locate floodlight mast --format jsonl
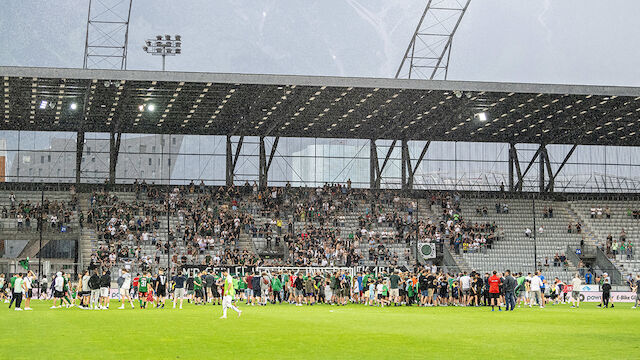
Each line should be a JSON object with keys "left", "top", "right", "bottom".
{"left": 143, "top": 35, "right": 182, "bottom": 71}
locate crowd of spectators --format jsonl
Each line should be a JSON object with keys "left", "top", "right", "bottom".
{"left": 3, "top": 192, "right": 77, "bottom": 232}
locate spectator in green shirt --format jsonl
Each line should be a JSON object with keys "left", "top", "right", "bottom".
{"left": 271, "top": 274, "right": 283, "bottom": 303}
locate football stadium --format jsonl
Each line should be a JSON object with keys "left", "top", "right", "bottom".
{"left": 1, "top": 1, "right": 639, "bottom": 359}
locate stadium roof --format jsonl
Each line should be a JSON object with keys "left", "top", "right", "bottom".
{"left": 1, "top": 66, "right": 640, "bottom": 146}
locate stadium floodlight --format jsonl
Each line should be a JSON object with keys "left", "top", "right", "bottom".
{"left": 70, "top": 102, "right": 78, "bottom": 110}
{"left": 144, "top": 34, "right": 182, "bottom": 71}
{"left": 147, "top": 104, "right": 156, "bottom": 112}
{"left": 475, "top": 112, "right": 488, "bottom": 121}
{"left": 39, "top": 100, "right": 48, "bottom": 109}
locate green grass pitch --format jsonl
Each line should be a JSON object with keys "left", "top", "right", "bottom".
{"left": 1, "top": 300, "right": 639, "bottom": 359}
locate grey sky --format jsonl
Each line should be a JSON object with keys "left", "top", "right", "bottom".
{"left": 1, "top": 0, "right": 639, "bottom": 85}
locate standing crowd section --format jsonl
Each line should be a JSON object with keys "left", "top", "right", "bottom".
{"left": 0, "top": 182, "right": 638, "bottom": 285}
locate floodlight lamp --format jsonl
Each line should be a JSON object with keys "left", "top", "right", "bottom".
{"left": 166, "top": 48, "right": 173, "bottom": 54}
{"left": 143, "top": 46, "right": 148, "bottom": 52}
{"left": 70, "top": 102, "right": 78, "bottom": 110}
{"left": 175, "top": 35, "right": 181, "bottom": 41}
{"left": 476, "top": 112, "right": 488, "bottom": 121}
{"left": 175, "top": 48, "right": 181, "bottom": 54}
{"left": 175, "top": 42, "right": 181, "bottom": 47}
{"left": 147, "top": 104, "right": 155, "bottom": 112}
{"left": 156, "top": 35, "right": 163, "bottom": 40}
{"left": 39, "top": 100, "right": 48, "bottom": 109}
{"left": 165, "top": 34, "right": 171, "bottom": 40}
{"left": 146, "top": 40, "right": 151, "bottom": 46}
{"left": 454, "top": 90, "right": 462, "bottom": 98}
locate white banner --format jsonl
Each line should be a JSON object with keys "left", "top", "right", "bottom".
{"left": 568, "top": 291, "right": 637, "bottom": 303}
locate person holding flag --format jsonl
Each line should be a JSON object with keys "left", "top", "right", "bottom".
{"left": 220, "top": 270, "right": 242, "bottom": 319}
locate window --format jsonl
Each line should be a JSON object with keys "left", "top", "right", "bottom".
{"left": 172, "top": 137, "right": 176, "bottom": 145}
{"left": 23, "top": 156, "right": 31, "bottom": 164}
{"left": 48, "top": 155, "right": 51, "bottom": 162}
{"left": 148, "top": 158, "right": 152, "bottom": 166}
{"left": 168, "top": 158, "right": 171, "bottom": 166}
{"left": 91, "top": 157, "right": 95, "bottom": 163}
{"left": 140, "top": 145, "right": 147, "bottom": 153}
{"left": 41, "top": 156, "right": 44, "bottom": 164}
{"left": 152, "top": 146, "right": 156, "bottom": 152}
{"left": 87, "top": 147, "right": 91, "bottom": 155}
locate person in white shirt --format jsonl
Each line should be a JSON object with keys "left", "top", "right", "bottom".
{"left": 529, "top": 271, "right": 544, "bottom": 308}
{"left": 570, "top": 273, "right": 582, "bottom": 308}
{"left": 118, "top": 269, "right": 134, "bottom": 309}
{"left": 11, "top": 273, "right": 26, "bottom": 311}
{"left": 52, "top": 272, "right": 65, "bottom": 309}
{"left": 459, "top": 272, "right": 472, "bottom": 305}
{"left": 376, "top": 281, "right": 386, "bottom": 308}
{"left": 23, "top": 271, "right": 34, "bottom": 310}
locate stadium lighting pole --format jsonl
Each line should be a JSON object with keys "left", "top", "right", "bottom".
{"left": 143, "top": 35, "right": 182, "bottom": 71}
{"left": 38, "top": 183, "right": 44, "bottom": 291}
{"left": 532, "top": 196, "right": 537, "bottom": 273}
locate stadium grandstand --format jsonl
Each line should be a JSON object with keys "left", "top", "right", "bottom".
{"left": 1, "top": 65, "right": 639, "bottom": 287}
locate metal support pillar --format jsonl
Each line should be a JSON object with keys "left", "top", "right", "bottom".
{"left": 259, "top": 137, "right": 267, "bottom": 190}
{"left": 545, "top": 144, "right": 577, "bottom": 192}
{"left": 508, "top": 144, "right": 514, "bottom": 192}
{"left": 539, "top": 145, "right": 546, "bottom": 193}
{"left": 76, "top": 131, "right": 84, "bottom": 184}
{"left": 108, "top": 131, "right": 121, "bottom": 184}
{"left": 401, "top": 140, "right": 408, "bottom": 191}
{"left": 515, "top": 145, "right": 543, "bottom": 191}
{"left": 370, "top": 140, "right": 378, "bottom": 189}
{"left": 225, "top": 135, "right": 244, "bottom": 187}
{"left": 371, "top": 140, "right": 397, "bottom": 189}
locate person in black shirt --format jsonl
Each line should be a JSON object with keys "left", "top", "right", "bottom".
{"left": 99, "top": 270, "right": 111, "bottom": 309}
{"left": 251, "top": 273, "right": 262, "bottom": 306}
{"left": 418, "top": 271, "right": 429, "bottom": 306}
{"left": 154, "top": 269, "right": 167, "bottom": 309}
{"left": 426, "top": 272, "right": 436, "bottom": 306}
{"left": 88, "top": 269, "right": 101, "bottom": 310}
{"left": 294, "top": 273, "right": 304, "bottom": 306}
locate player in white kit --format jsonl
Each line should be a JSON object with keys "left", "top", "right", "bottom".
{"left": 118, "top": 269, "right": 135, "bottom": 309}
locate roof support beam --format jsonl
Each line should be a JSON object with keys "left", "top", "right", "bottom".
{"left": 226, "top": 135, "right": 244, "bottom": 187}
{"left": 76, "top": 131, "right": 84, "bottom": 185}
{"left": 371, "top": 139, "right": 397, "bottom": 189}
{"left": 75, "top": 83, "right": 91, "bottom": 184}
{"left": 514, "top": 145, "right": 543, "bottom": 191}
{"left": 402, "top": 140, "right": 430, "bottom": 191}
{"left": 370, "top": 140, "right": 378, "bottom": 190}
{"left": 545, "top": 144, "right": 577, "bottom": 192}
{"left": 108, "top": 130, "right": 121, "bottom": 185}
{"left": 401, "top": 140, "right": 408, "bottom": 191}
{"left": 258, "top": 136, "right": 279, "bottom": 190}
{"left": 539, "top": 145, "right": 546, "bottom": 193}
